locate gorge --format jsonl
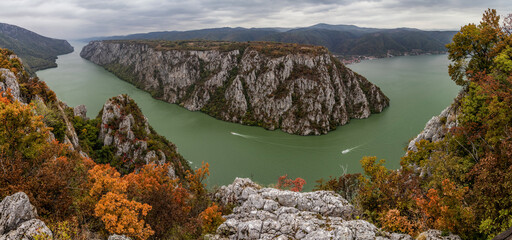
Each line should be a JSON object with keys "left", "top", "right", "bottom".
{"left": 38, "top": 41, "right": 460, "bottom": 190}
{"left": 80, "top": 40, "right": 389, "bottom": 135}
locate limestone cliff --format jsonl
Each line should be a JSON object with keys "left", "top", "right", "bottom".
{"left": 80, "top": 40, "right": 389, "bottom": 135}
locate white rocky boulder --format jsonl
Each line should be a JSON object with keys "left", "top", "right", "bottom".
{"left": 0, "top": 192, "right": 52, "bottom": 240}
{"left": 211, "top": 178, "right": 414, "bottom": 240}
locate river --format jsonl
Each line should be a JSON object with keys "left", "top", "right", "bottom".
{"left": 37, "top": 42, "right": 460, "bottom": 190}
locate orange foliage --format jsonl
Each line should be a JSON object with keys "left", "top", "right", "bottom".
{"left": 88, "top": 164, "right": 154, "bottom": 239}
{"left": 185, "top": 161, "right": 210, "bottom": 195}
{"left": 416, "top": 179, "right": 474, "bottom": 233}
{"left": 199, "top": 202, "right": 225, "bottom": 234}
{"left": 125, "top": 164, "right": 193, "bottom": 238}
{"left": 94, "top": 192, "right": 153, "bottom": 240}
{"left": 0, "top": 92, "right": 94, "bottom": 223}
{"left": 88, "top": 164, "right": 127, "bottom": 199}
{"left": 380, "top": 209, "right": 417, "bottom": 236}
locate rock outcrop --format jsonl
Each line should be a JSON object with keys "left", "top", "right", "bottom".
{"left": 81, "top": 40, "right": 389, "bottom": 135}
{"left": 407, "top": 91, "right": 463, "bottom": 152}
{"left": 416, "top": 230, "right": 461, "bottom": 240}
{"left": 0, "top": 192, "right": 52, "bottom": 239}
{"left": 108, "top": 235, "right": 132, "bottom": 240}
{"left": 210, "top": 178, "right": 417, "bottom": 239}
{"left": 0, "top": 68, "right": 22, "bottom": 102}
{"left": 99, "top": 94, "right": 188, "bottom": 176}
{"left": 73, "top": 104, "right": 88, "bottom": 120}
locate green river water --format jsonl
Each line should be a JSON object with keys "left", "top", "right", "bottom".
{"left": 37, "top": 42, "right": 460, "bottom": 190}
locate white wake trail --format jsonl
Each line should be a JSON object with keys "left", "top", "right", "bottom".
{"left": 230, "top": 132, "right": 255, "bottom": 139}
{"left": 341, "top": 144, "right": 363, "bottom": 154}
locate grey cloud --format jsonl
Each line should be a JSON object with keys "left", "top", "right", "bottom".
{"left": 0, "top": 0, "right": 509, "bottom": 39}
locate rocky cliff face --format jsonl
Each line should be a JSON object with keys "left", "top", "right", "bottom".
{"left": 210, "top": 178, "right": 460, "bottom": 240}
{"left": 81, "top": 40, "right": 389, "bottom": 135}
{"left": 98, "top": 94, "right": 189, "bottom": 176}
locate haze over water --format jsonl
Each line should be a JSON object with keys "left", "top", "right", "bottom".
{"left": 38, "top": 42, "right": 460, "bottom": 190}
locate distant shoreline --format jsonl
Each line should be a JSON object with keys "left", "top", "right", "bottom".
{"left": 339, "top": 51, "right": 448, "bottom": 65}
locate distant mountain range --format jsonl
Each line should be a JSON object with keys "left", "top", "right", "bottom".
{"left": 89, "top": 24, "right": 457, "bottom": 58}
{"left": 0, "top": 23, "right": 73, "bottom": 73}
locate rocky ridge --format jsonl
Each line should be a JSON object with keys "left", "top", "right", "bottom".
{"left": 0, "top": 192, "right": 52, "bottom": 240}
{"left": 209, "top": 178, "right": 460, "bottom": 240}
{"left": 80, "top": 40, "right": 389, "bottom": 135}
{"left": 98, "top": 94, "right": 189, "bottom": 176}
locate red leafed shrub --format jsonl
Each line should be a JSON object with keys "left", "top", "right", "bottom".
{"left": 276, "top": 174, "right": 306, "bottom": 192}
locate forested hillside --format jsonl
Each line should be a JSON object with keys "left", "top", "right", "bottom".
{"left": 0, "top": 48, "right": 219, "bottom": 239}
{"left": 315, "top": 9, "right": 512, "bottom": 239}
{"left": 94, "top": 24, "right": 456, "bottom": 58}
{"left": 0, "top": 23, "right": 73, "bottom": 73}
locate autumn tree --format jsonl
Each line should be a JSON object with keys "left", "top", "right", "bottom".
{"left": 198, "top": 203, "right": 224, "bottom": 235}
{"left": 416, "top": 179, "right": 474, "bottom": 235}
{"left": 447, "top": 9, "right": 505, "bottom": 86}
{"left": 88, "top": 164, "right": 154, "bottom": 240}
{"left": 357, "top": 156, "right": 423, "bottom": 232}
{"left": 125, "top": 163, "right": 192, "bottom": 238}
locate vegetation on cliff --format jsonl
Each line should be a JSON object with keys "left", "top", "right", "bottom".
{"left": 0, "top": 49, "right": 223, "bottom": 239}
{"left": 0, "top": 23, "right": 73, "bottom": 73}
{"left": 315, "top": 9, "right": 512, "bottom": 239}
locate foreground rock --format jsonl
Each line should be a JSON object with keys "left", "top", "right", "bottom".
{"left": 0, "top": 192, "right": 52, "bottom": 239}
{"left": 108, "top": 235, "right": 132, "bottom": 240}
{"left": 210, "top": 178, "right": 410, "bottom": 239}
{"left": 416, "top": 230, "right": 461, "bottom": 240}
{"left": 81, "top": 40, "right": 389, "bottom": 135}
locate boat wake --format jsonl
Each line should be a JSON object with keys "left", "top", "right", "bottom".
{"left": 341, "top": 144, "right": 363, "bottom": 154}
{"left": 230, "top": 132, "right": 255, "bottom": 139}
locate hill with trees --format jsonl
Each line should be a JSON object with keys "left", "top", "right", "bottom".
{"left": 315, "top": 9, "right": 512, "bottom": 239}
{"left": 0, "top": 23, "right": 73, "bottom": 73}
{"left": 92, "top": 24, "right": 456, "bottom": 59}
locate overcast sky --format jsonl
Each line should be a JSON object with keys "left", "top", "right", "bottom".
{"left": 0, "top": 0, "right": 509, "bottom": 40}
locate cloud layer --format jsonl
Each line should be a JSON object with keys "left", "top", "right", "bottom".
{"left": 0, "top": 0, "right": 509, "bottom": 40}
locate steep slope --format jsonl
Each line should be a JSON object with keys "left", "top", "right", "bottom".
{"left": 95, "top": 94, "right": 190, "bottom": 176}
{"left": 81, "top": 40, "right": 389, "bottom": 135}
{"left": 0, "top": 47, "right": 189, "bottom": 177}
{"left": 0, "top": 23, "right": 73, "bottom": 72}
